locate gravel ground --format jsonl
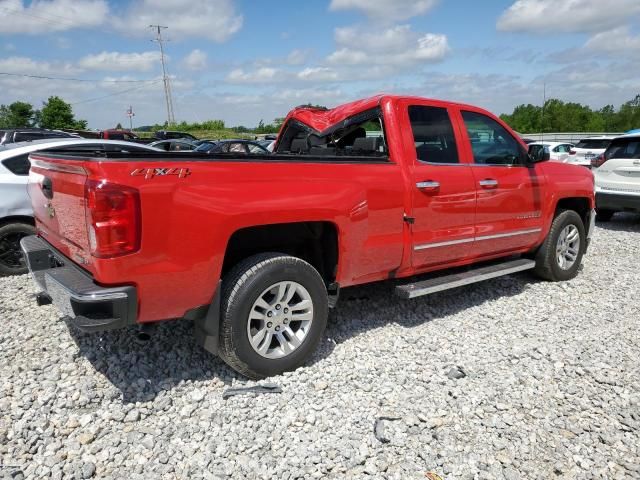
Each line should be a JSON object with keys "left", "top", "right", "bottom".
{"left": 1, "top": 215, "right": 639, "bottom": 480}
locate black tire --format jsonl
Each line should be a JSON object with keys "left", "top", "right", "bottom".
{"left": 596, "top": 209, "right": 615, "bottom": 222}
{"left": 218, "top": 253, "right": 328, "bottom": 379}
{"left": 534, "top": 210, "right": 586, "bottom": 282}
{"left": 0, "top": 222, "right": 35, "bottom": 276}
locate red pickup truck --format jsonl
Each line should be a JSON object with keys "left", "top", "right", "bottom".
{"left": 21, "top": 95, "right": 595, "bottom": 379}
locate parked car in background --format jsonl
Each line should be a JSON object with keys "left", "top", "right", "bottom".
{"left": 155, "top": 130, "right": 198, "bottom": 141}
{"left": 0, "top": 139, "right": 161, "bottom": 275}
{"left": 570, "top": 136, "right": 615, "bottom": 166}
{"left": 528, "top": 142, "right": 574, "bottom": 163}
{"left": 592, "top": 133, "right": 640, "bottom": 221}
{"left": 99, "top": 129, "right": 140, "bottom": 141}
{"left": 258, "top": 139, "right": 276, "bottom": 152}
{"left": 0, "top": 128, "right": 77, "bottom": 145}
{"left": 194, "top": 139, "right": 270, "bottom": 154}
{"left": 149, "top": 139, "right": 198, "bottom": 151}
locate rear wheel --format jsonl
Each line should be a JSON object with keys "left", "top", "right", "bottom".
{"left": 0, "top": 222, "right": 35, "bottom": 276}
{"left": 218, "top": 253, "right": 328, "bottom": 379}
{"left": 534, "top": 210, "right": 586, "bottom": 281}
{"left": 595, "top": 209, "right": 615, "bottom": 222}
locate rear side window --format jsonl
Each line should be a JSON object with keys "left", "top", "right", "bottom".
{"left": 408, "top": 105, "right": 459, "bottom": 164}
{"left": 605, "top": 139, "right": 640, "bottom": 160}
{"left": 461, "top": 111, "right": 526, "bottom": 165}
{"left": 2, "top": 154, "right": 30, "bottom": 175}
{"left": 576, "top": 139, "right": 611, "bottom": 149}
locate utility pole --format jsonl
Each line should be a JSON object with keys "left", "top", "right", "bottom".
{"left": 126, "top": 105, "right": 135, "bottom": 130}
{"left": 541, "top": 81, "right": 546, "bottom": 143}
{"left": 150, "top": 25, "right": 175, "bottom": 126}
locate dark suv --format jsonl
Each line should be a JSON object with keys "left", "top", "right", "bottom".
{"left": 0, "top": 128, "right": 75, "bottom": 145}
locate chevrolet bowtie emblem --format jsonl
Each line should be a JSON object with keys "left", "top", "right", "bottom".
{"left": 45, "top": 202, "right": 55, "bottom": 219}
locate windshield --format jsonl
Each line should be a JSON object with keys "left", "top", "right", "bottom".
{"left": 576, "top": 139, "right": 611, "bottom": 149}
{"left": 605, "top": 139, "right": 640, "bottom": 160}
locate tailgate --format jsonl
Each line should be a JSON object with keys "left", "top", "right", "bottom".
{"left": 28, "top": 154, "right": 93, "bottom": 267}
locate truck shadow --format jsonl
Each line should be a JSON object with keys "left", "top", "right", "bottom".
{"left": 326, "top": 271, "right": 532, "bottom": 346}
{"left": 66, "top": 270, "right": 534, "bottom": 404}
{"left": 595, "top": 213, "right": 640, "bottom": 233}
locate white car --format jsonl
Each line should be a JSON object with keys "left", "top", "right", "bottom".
{"left": 592, "top": 133, "right": 640, "bottom": 221}
{"left": 528, "top": 142, "right": 574, "bottom": 163}
{"left": 569, "top": 136, "right": 615, "bottom": 167}
{"left": 0, "top": 139, "right": 161, "bottom": 275}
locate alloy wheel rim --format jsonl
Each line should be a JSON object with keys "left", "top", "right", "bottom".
{"left": 247, "top": 281, "right": 314, "bottom": 359}
{"left": 555, "top": 224, "right": 580, "bottom": 270}
{"left": 0, "top": 232, "right": 28, "bottom": 270}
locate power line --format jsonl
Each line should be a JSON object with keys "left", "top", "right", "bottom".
{"left": 150, "top": 25, "right": 176, "bottom": 125}
{"left": 0, "top": 72, "right": 157, "bottom": 83}
{"left": 71, "top": 79, "right": 163, "bottom": 105}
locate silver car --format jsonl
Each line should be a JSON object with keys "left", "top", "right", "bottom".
{"left": 0, "top": 139, "right": 161, "bottom": 275}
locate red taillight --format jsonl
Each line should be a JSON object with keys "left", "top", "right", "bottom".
{"left": 591, "top": 153, "right": 606, "bottom": 168}
{"left": 85, "top": 180, "right": 140, "bottom": 258}
{"left": 569, "top": 149, "right": 576, "bottom": 155}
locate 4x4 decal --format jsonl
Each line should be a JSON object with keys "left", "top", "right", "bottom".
{"left": 131, "top": 167, "right": 191, "bottom": 179}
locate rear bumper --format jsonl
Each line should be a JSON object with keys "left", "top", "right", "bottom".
{"left": 20, "top": 235, "right": 137, "bottom": 332}
{"left": 596, "top": 192, "right": 640, "bottom": 212}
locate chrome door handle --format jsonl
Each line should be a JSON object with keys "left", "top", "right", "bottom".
{"left": 416, "top": 180, "right": 440, "bottom": 192}
{"left": 479, "top": 179, "right": 498, "bottom": 189}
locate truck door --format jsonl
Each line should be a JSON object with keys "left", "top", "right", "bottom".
{"left": 404, "top": 103, "right": 477, "bottom": 269}
{"left": 456, "top": 108, "right": 545, "bottom": 257}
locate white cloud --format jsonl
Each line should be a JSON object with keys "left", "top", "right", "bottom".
{"left": 328, "top": 25, "right": 449, "bottom": 66}
{"left": 227, "top": 67, "right": 283, "bottom": 83}
{"left": 585, "top": 26, "right": 640, "bottom": 54}
{"left": 297, "top": 67, "right": 338, "bottom": 81}
{"left": 0, "top": 0, "right": 108, "bottom": 34}
{"left": 0, "top": 56, "right": 79, "bottom": 75}
{"left": 183, "top": 49, "right": 207, "bottom": 70}
{"left": 286, "top": 49, "right": 309, "bottom": 65}
{"left": 112, "top": 0, "right": 242, "bottom": 42}
{"left": 78, "top": 51, "right": 159, "bottom": 72}
{"left": 329, "top": 0, "right": 438, "bottom": 21}
{"left": 497, "top": 0, "right": 640, "bottom": 33}
{"left": 335, "top": 24, "right": 414, "bottom": 52}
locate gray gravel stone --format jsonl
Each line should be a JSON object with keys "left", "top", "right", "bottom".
{"left": 2, "top": 218, "right": 640, "bottom": 479}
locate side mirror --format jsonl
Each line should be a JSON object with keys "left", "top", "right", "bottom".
{"left": 528, "top": 146, "right": 550, "bottom": 164}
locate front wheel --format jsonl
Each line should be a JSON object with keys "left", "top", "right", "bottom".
{"left": 218, "top": 253, "right": 328, "bottom": 379}
{"left": 534, "top": 210, "right": 586, "bottom": 281}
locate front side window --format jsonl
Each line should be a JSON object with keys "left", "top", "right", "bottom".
{"left": 461, "top": 111, "right": 525, "bottom": 165}
{"left": 408, "top": 105, "right": 459, "bottom": 164}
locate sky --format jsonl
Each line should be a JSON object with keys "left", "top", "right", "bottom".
{"left": 0, "top": 0, "right": 639, "bottom": 129}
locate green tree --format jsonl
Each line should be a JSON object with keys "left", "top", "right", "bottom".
{"left": 37, "top": 96, "right": 87, "bottom": 129}
{"left": 115, "top": 122, "right": 123, "bottom": 129}
{"left": 0, "top": 101, "right": 36, "bottom": 128}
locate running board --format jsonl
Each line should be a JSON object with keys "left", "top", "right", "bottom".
{"left": 395, "top": 258, "right": 536, "bottom": 299}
